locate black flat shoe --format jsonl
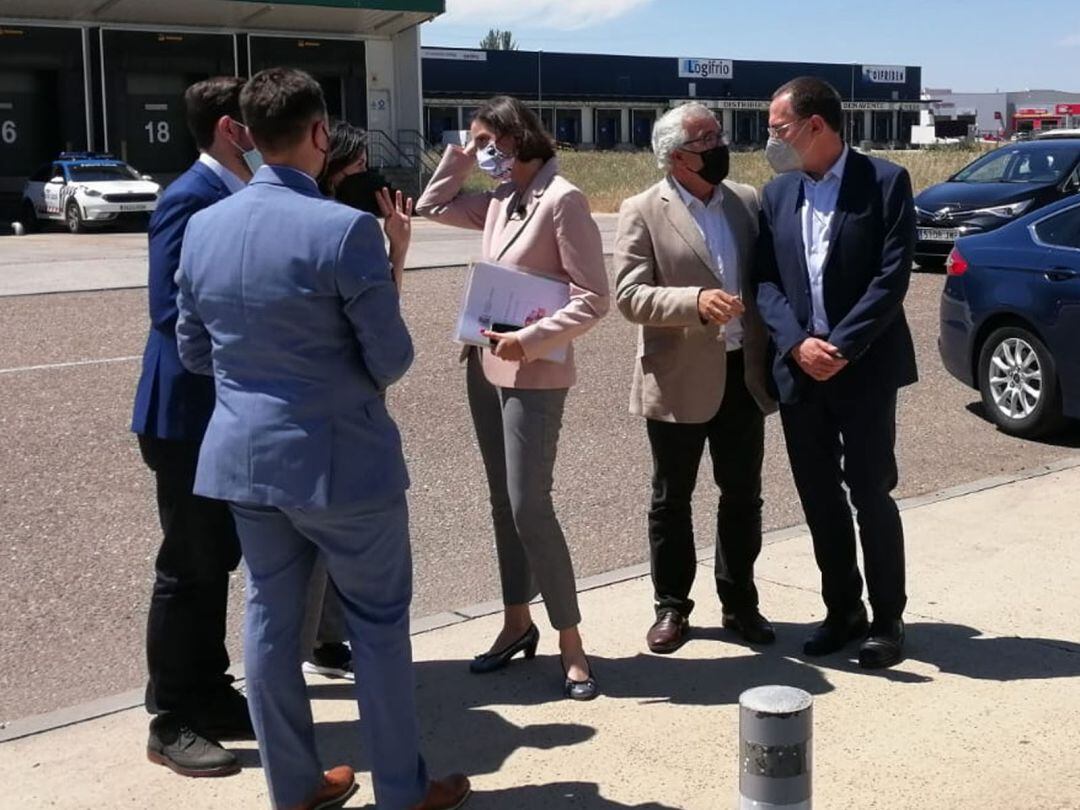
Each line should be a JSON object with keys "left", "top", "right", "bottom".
{"left": 469, "top": 624, "right": 539, "bottom": 674}
{"left": 562, "top": 655, "right": 599, "bottom": 701}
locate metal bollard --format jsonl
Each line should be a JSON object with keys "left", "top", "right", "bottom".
{"left": 738, "top": 686, "right": 813, "bottom": 809}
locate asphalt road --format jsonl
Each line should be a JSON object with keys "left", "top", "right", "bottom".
{"left": 1, "top": 260, "right": 1078, "bottom": 723}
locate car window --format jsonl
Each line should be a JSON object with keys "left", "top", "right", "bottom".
{"left": 1033, "top": 204, "right": 1080, "bottom": 249}
{"left": 954, "top": 145, "right": 1078, "bottom": 184}
{"left": 51, "top": 163, "right": 65, "bottom": 181}
{"left": 66, "top": 163, "right": 141, "bottom": 182}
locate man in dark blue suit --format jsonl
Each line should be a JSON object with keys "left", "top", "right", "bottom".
{"left": 131, "top": 76, "right": 258, "bottom": 776}
{"left": 754, "top": 77, "right": 917, "bottom": 669}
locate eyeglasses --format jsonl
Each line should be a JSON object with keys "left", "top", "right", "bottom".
{"left": 678, "top": 130, "right": 729, "bottom": 151}
{"left": 766, "top": 119, "right": 806, "bottom": 139}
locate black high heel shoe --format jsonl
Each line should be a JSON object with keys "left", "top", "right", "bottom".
{"left": 469, "top": 624, "right": 540, "bottom": 674}
{"left": 561, "top": 654, "right": 599, "bottom": 701}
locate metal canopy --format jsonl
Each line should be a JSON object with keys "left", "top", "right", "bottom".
{"left": 0, "top": 0, "right": 444, "bottom": 36}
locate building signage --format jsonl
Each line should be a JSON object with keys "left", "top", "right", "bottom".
{"left": 862, "top": 65, "right": 906, "bottom": 84}
{"left": 1055, "top": 104, "right": 1080, "bottom": 115}
{"left": 672, "top": 100, "right": 922, "bottom": 112}
{"left": 1016, "top": 108, "right": 1050, "bottom": 116}
{"left": 425, "top": 48, "right": 487, "bottom": 62}
{"left": 677, "top": 58, "right": 733, "bottom": 80}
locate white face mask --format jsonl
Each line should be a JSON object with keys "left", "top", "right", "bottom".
{"left": 476, "top": 142, "right": 515, "bottom": 182}
{"left": 765, "top": 119, "right": 812, "bottom": 175}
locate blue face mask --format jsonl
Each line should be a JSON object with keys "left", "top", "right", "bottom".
{"left": 476, "top": 142, "right": 515, "bottom": 182}
{"left": 242, "top": 148, "right": 264, "bottom": 176}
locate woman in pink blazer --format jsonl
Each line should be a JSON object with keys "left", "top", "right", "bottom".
{"left": 416, "top": 96, "right": 609, "bottom": 700}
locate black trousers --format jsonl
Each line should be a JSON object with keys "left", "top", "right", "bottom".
{"left": 138, "top": 434, "right": 241, "bottom": 716}
{"left": 779, "top": 384, "right": 907, "bottom": 622}
{"left": 646, "top": 351, "right": 765, "bottom": 619}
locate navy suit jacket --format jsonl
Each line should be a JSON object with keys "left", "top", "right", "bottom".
{"left": 131, "top": 160, "right": 230, "bottom": 440}
{"left": 175, "top": 165, "right": 414, "bottom": 509}
{"left": 754, "top": 149, "right": 918, "bottom": 404}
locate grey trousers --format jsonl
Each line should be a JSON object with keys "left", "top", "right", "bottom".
{"left": 466, "top": 348, "right": 581, "bottom": 630}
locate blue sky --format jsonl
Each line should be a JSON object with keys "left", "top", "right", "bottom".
{"left": 423, "top": 0, "right": 1080, "bottom": 93}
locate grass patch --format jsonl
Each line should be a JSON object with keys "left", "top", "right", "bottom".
{"left": 458, "top": 145, "right": 992, "bottom": 213}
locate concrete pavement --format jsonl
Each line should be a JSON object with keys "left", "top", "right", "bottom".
{"left": 3, "top": 459, "right": 1079, "bottom": 809}
{"left": 0, "top": 214, "right": 621, "bottom": 298}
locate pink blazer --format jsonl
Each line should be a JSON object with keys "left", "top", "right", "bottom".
{"left": 415, "top": 147, "right": 610, "bottom": 390}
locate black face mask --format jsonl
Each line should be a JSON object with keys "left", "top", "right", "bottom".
{"left": 693, "top": 144, "right": 730, "bottom": 186}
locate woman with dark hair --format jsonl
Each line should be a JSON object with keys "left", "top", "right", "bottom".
{"left": 302, "top": 120, "right": 412, "bottom": 681}
{"left": 415, "top": 95, "right": 609, "bottom": 700}
{"left": 320, "top": 120, "right": 369, "bottom": 197}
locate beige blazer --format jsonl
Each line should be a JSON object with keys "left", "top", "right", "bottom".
{"left": 415, "top": 147, "right": 610, "bottom": 390}
{"left": 614, "top": 176, "right": 777, "bottom": 423}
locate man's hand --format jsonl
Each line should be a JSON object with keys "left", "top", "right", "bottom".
{"left": 481, "top": 328, "right": 526, "bottom": 362}
{"left": 792, "top": 337, "right": 848, "bottom": 381}
{"left": 697, "top": 289, "right": 745, "bottom": 325}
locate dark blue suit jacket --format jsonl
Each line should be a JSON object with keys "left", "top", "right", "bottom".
{"left": 131, "top": 160, "right": 230, "bottom": 440}
{"left": 754, "top": 149, "right": 918, "bottom": 404}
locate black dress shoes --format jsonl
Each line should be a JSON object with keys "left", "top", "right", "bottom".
{"left": 147, "top": 714, "right": 240, "bottom": 778}
{"left": 803, "top": 606, "right": 870, "bottom": 656}
{"left": 721, "top": 609, "right": 776, "bottom": 645}
{"left": 190, "top": 684, "right": 255, "bottom": 741}
{"left": 859, "top": 618, "right": 905, "bottom": 669}
{"left": 646, "top": 609, "right": 689, "bottom": 654}
{"left": 469, "top": 624, "right": 539, "bottom": 674}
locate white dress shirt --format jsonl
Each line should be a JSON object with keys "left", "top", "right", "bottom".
{"left": 198, "top": 152, "right": 247, "bottom": 195}
{"left": 801, "top": 145, "right": 849, "bottom": 336}
{"left": 672, "top": 178, "right": 743, "bottom": 350}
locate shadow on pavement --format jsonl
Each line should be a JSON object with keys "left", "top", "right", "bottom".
{"left": 963, "top": 401, "right": 1080, "bottom": 448}
{"left": 798, "top": 622, "right": 1080, "bottom": 682}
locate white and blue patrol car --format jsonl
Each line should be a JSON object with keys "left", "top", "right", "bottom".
{"left": 20, "top": 153, "right": 161, "bottom": 234}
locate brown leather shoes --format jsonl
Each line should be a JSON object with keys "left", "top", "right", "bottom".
{"left": 646, "top": 609, "right": 689, "bottom": 654}
{"left": 411, "top": 773, "right": 471, "bottom": 810}
{"left": 283, "top": 765, "right": 357, "bottom": 810}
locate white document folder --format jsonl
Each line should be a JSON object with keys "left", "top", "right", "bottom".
{"left": 454, "top": 260, "right": 571, "bottom": 363}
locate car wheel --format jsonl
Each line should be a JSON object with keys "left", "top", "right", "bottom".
{"left": 19, "top": 200, "right": 39, "bottom": 233}
{"left": 977, "top": 326, "right": 1066, "bottom": 438}
{"left": 65, "top": 200, "right": 85, "bottom": 234}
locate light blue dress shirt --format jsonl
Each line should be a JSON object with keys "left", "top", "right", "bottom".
{"left": 197, "top": 152, "right": 247, "bottom": 196}
{"left": 672, "top": 178, "right": 743, "bottom": 349}
{"left": 801, "top": 145, "right": 849, "bottom": 336}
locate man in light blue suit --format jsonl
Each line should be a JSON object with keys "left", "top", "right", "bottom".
{"left": 175, "top": 68, "right": 470, "bottom": 810}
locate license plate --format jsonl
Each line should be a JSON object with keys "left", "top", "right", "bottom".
{"left": 918, "top": 227, "right": 960, "bottom": 242}
{"left": 119, "top": 204, "right": 151, "bottom": 212}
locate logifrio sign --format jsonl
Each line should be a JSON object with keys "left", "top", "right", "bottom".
{"left": 678, "top": 58, "right": 733, "bottom": 80}
{"left": 862, "top": 65, "right": 907, "bottom": 84}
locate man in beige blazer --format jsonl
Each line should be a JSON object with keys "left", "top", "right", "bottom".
{"left": 615, "top": 101, "right": 777, "bottom": 654}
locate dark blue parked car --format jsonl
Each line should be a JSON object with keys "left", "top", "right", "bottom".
{"left": 916, "top": 138, "right": 1080, "bottom": 264}
{"left": 939, "top": 194, "right": 1080, "bottom": 437}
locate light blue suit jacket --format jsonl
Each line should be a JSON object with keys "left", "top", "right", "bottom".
{"left": 175, "top": 165, "right": 413, "bottom": 509}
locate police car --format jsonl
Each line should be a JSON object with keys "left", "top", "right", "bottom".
{"left": 20, "top": 153, "right": 161, "bottom": 234}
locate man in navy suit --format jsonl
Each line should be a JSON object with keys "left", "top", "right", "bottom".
{"left": 131, "top": 77, "right": 258, "bottom": 776}
{"left": 176, "top": 68, "right": 470, "bottom": 810}
{"left": 754, "top": 77, "right": 917, "bottom": 669}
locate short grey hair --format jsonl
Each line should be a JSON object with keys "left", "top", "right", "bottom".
{"left": 651, "top": 102, "right": 718, "bottom": 171}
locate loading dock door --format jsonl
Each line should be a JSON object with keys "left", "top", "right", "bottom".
{"left": 631, "top": 109, "right": 655, "bottom": 148}
{"left": 101, "top": 30, "right": 235, "bottom": 176}
{"left": 249, "top": 37, "right": 367, "bottom": 128}
{"left": 0, "top": 26, "right": 87, "bottom": 184}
